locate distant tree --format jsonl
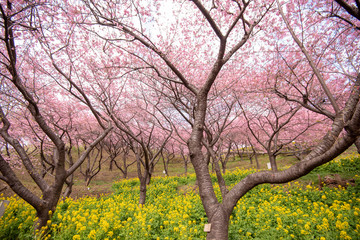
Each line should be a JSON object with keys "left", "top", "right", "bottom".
{"left": 77, "top": 128, "right": 109, "bottom": 186}
{"left": 179, "top": 145, "right": 191, "bottom": 175}
{"left": 102, "top": 86, "right": 173, "bottom": 204}
{"left": 160, "top": 142, "right": 176, "bottom": 177}
{"left": 101, "top": 131, "right": 136, "bottom": 178}
{"left": 239, "top": 95, "right": 319, "bottom": 171}
{"left": 217, "top": 137, "right": 233, "bottom": 174}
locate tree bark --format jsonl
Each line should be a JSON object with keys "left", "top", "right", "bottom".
{"left": 355, "top": 137, "right": 360, "bottom": 154}
{"left": 139, "top": 177, "right": 147, "bottom": 205}
{"left": 254, "top": 152, "right": 260, "bottom": 169}
{"left": 206, "top": 206, "right": 230, "bottom": 240}
{"left": 268, "top": 153, "right": 278, "bottom": 171}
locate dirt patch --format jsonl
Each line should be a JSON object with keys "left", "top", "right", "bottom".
{"left": 319, "top": 174, "right": 355, "bottom": 189}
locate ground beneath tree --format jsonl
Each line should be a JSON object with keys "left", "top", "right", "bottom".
{"left": 319, "top": 174, "right": 355, "bottom": 189}
{"left": 1, "top": 149, "right": 357, "bottom": 200}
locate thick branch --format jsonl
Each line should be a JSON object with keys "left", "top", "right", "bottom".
{"left": 0, "top": 107, "right": 48, "bottom": 191}
{"left": 224, "top": 75, "right": 360, "bottom": 212}
{"left": 277, "top": 0, "right": 340, "bottom": 114}
{"left": 66, "top": 124, "right": 112, "bottom": 177}
{"left": 0, "top": 154, "right": 45, "bottom": 212}
{"left": 191, "top": 0, "right": 224, "bottom": 40}
{"left": 334, "top": 0, "right": 360, "bottom": 20}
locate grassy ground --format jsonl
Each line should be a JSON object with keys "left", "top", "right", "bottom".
{"left": 0, "top": 146, "right": 358, "bottom": 199}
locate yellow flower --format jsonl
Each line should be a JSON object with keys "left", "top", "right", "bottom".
{"left": 340, "top": 230, "right": 352, "bottom": 240}
{"left": 88, "top": 229, "right": 96, "bottom": 239}
{"left": 72, "top": 235, "right": 81, "bottom": 240}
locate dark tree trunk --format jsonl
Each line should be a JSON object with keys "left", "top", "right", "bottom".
{"left": 221, "top": 161, "right": 227, "bottom": 174}
{"left": 63, "top": 175, "right": 74, "bottom": 198}
{"left": 355, "top": 137, "right": 360, "bottom": 154}
{"left": 123, "top": 168, "right": 128, "bottom": 179}
{"left": 35, "top": 200, "right": 56, "bottom": 231}
{"left": 205, "top": 151, "right": 211, "bottom": 166}
{"left": 109, "top": 160, "right": 114, "bottom": 171}
{"left": 63, "top": 149, "right": 74, "bottom": 198}
{"left": 36, "top": 208, "right": 52, "bottom": 232}
{"left": 139, "top": 177, "right": 147, "bottom": 205}
{"left": 248, "top": 153, "right": 253, "bottom": 165}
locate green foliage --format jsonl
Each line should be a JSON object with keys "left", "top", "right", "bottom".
{"left": 223, "top": 168, "right": 258, "bottom": 185}
{"left": 0, "top": 155, "right": 359, "bottom": 239}
{"left": 313, "top": 154, "right": 360, "bottom": 174}
{"left": 0, "top": 196, "right": 36, "bottom": 240}
{"left": 229, "top": 181, "right": 360, "bottom": 240}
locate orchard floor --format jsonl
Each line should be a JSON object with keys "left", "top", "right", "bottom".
{"left": 0, "top": 146, "right": 357, "bottom": 199}
{"left": 1, "top": 152, "right": 359, "bottom": 240}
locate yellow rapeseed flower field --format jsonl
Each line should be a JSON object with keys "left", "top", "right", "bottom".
{"left": 0, "top": 154, "right": 359, "bottom": 239}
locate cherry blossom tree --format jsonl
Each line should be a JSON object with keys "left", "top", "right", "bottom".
{"left": 239, "top": 93, "right": 321, "bottom": 171}
{"left": 0, "top": 1, "right": 112, "bottom": 231}
{"left": 172, "top": 126, "right": 192, "bottom": 174}
{"left": 216, "top": 137, "right": 233, "bottom": 174}
{"left": 1, "top": 1, "right": 359, "bottom": 239}
{"left": 77, "top": 126, "right": 110, "bottom": 186}
{"left": 270, "top": 0, "right": 359, "bottom": 152}
{"left": 101, "top": 131, "right": 136, "bottom": 178}
{"left": 81, "top": 1, "right": 273, "bottom": 238}
{"left": 81, "top": 1, "right": 360, "bottom": 239}
{"left": 160, "top": 141, "right": 176, "bottom": 177}
{"left": 99, "top": 79, "right": 173, "bottom": 204}
{"left": 113, "top": 116, "right": 172, "bottom": 204}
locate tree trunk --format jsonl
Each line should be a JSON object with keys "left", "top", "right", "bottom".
{"left": 63, "top": 150, "right": 74, "bottom": 198}
{"left": 221, "top": 160, "right": 227, "bottom": 174}
{"left": 35, "top": 207, "right": 52, "bottom": 232}
{"left": 139, "top": 177, "right": 147, "bottom": 205}
{"left": 63, "top": 175, "right": 73, "bottom": 198}
{"left": 246, "top": 150, "right": 253, "bottom": 165}
{"left": 184, "top": 161, "right": 188, "bottom": 175}
{"left": 355, "top": 137, "right": 360, "bottom": 154}
{"left": 146, "top": 172, "right": 152, "bottom": 185}
{"left": 109, "top": 159, "right": 114, "bottom": 171}
{"left": 205, "top": 151, "right": 211, "bottom": 165}
{"left": 254, "top": 152, "right": 260, "bottom": 169}
{"left": 269, "top": 153, "right": 278, "bottom": 171}
{"left": 162, "top": 157, "right": 169, "bottom": 176}
{"left": 123, "top": 168, "right": 128, "bottom": 179}
{"left": 35, "top": 180, "right": 64, "bottom": 231}
{"left": 206, "top": 206, "right": 230, "bottom": 240}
